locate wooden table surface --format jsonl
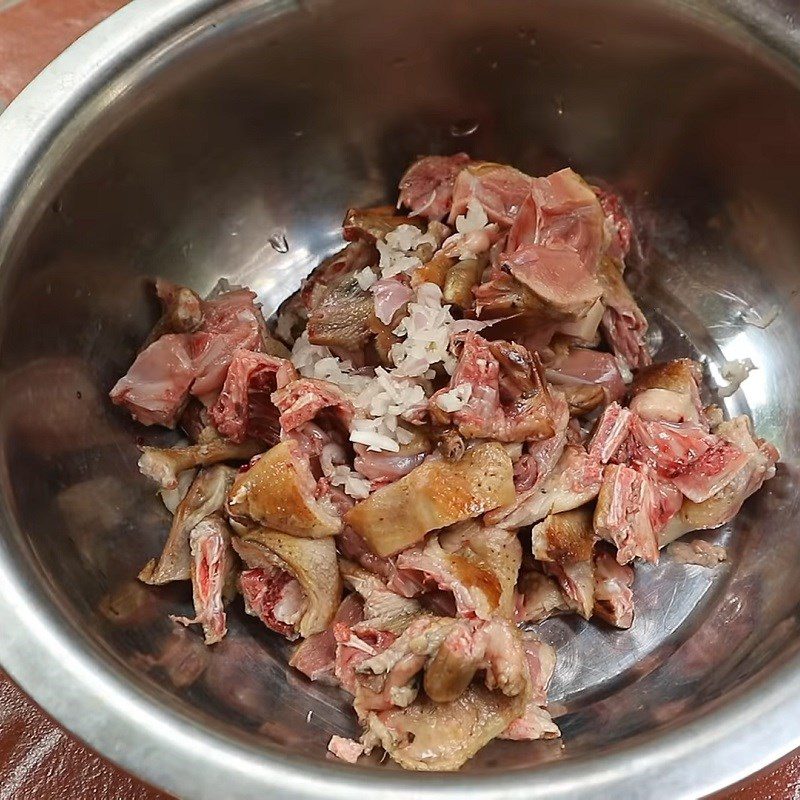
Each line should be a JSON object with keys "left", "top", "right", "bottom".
{"left": 0, "top": 1, "right": 796, "bottom": 797}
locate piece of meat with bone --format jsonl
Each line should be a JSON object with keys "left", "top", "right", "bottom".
{"left": 227, "top": 440, "right": 342, "bottom": 538}
{"left": 210, "top": 350, "right": 297, "bottom": 444}
{"left": 272, "top": 377, "right": 354, "bottom": 433}
{"left": 395, "top": 522, "right": 521, "bottom": 621}
{"left": 233, "top": 528, "right": 341, "bottom": 638}
{"left": 503, "top": 244, "right": 603, "bottom": 318}
{"left": 110, "top": 333, "right": 197, "bottom": 428}
{"left": 138, "top": 437, "right": 263, "bottom": 490}
{"left": 345, "top": 442, "right": 515, "bottom": 556}
{"left": 139, "top": 465, "right": 236, "bottom": 585}
{"left": 486, "top": 443, "right": 602, "bottom": 529}
{"left": 362, "top": 682, "right": 528, "bottom": 771}
{"left": 593, "top": 548, "right": 635, "bottom": 628}
{"left": 171, "top": 513, "right": 237, "bottom": 645}
{"left": 448, "top": 162, "right": 533, "bottom": 226}
{"left": 343, "top": 205, "right": 424, "bottom": 243}
{"left": 597, "top": 256, "right": 651, "bottom": 370}
{"left": 430, "top": 332, "right": 561, "bottom": 443}
{"left": 594, "top": 463, "right": 661, "bottom": 565}
{"left": 339, "top": 559, "right": 421, "bottom": 632}
{"left": 111, "top": 284, "right": 277, "bottom": 424}
{"left": 629, "top": 358, "right": 704, "bottom": 424}
{"left": 355, "top": 616, "right": 529, "bottom": 706}
{"left": 516, "top": 567, "right": 571, "bottom": 623}
{"left": 532, "top": 507, "right": 597, "bottom": 619}
{"left": 190, "top": 286, "right": 278, "bottom": 403}
{"left": 592, "top": 184, "right": 633, "bottom": 263}
{"left": 336, "top": 527, "right": 427, "bottom": 599}
{"left": 659, "top": 415, "right": 779, "bottom": 547}
{"left": 499, "top": 632, "right": 559, "bottom": 741}
{"left": 546, "top": 344, "right": 626, "bottom": 417}
{"left": 398, "top": 153, "right": 472, "bottom": 221}
{"left": 142, "top": 278, "right": 203, "bottom": 348}
{"left": 289, "top": 594, "right": 364, "bottom": 684}
{"left": 507, "top": 167, "right": 606, "bottom": 274}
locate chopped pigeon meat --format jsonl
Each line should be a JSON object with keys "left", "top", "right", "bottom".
{"left": 116, "top": 153, "right": 779, "bottom": 771}
{"left": 210, "top": 350, "right": 297, "bottom": 444}
{"left": 345, "top": 442, "right": 515, "bottom": 556}
{"left": 171, "top": 514, "right": 236, "bottom": 644}
{"left": 597, "top": 257, "right": 651, "bottom": 370}
{"left": 233, "top": 529, "right": 341, "bottom": 638}
{"left": 398, "top": 153, "right": 472, "bottom": 221}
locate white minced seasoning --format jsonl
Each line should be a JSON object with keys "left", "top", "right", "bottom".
{"left": 455, "top": 198, "right": 489, "bottom": 234}
{"left": 435, "top": 383, "right": 473, "bottom": 413}
{"left": 320, "top": 442, "right": 372, "bottom": 499}
{"left": 290, "top": 233, "right": 478, "bottom": 455}
{"left": 355, "top": 267, "right": 378, "bottom": 290}
{"left": 391, "top": 283, "right": 459, "bottom": 377}
{"left": 376, "top": 224, "right": 438, "bottom": 279}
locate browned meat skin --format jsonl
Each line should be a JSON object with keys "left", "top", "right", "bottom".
{"left": 411, "top": 250, "right": 457, "bottom": 289}
{"left": 516, "top": 567, "right": 571, "bottom": 623}
{"left": 300, "top": 241, "right": 376, "bottom": 312}
{"left": 139, "top": 465, "right": 236, "bottom": 585}
{"left": 629, "top": 358, "right": 704, "bottom": 424}
{"left": 396, "top": 522, "right": 521, "bottom": 621}
{"left": 138, "top": 438, "right": 263, "bottom": 490}
{"left": 362, "top": 682, "right": 527, "bottom": 771}
{"left": 307, "top": 273, "right": 376, "bottom": 351}
{"left": 443, "top": 255, "right": 486, "bottom": 309}
{"left": 171, "top": 513, "right": 237, "bottom": 645}
{"left": 532, "top": 508, "right": 597, "bottom": 619}
{"left": 233, "top": 528, "right": 341, "bottom": 637}
{"left": 435, "top": 428, "right": 466, "bottom": 461}
{"left": 531, "top": 507, "right": 596, "bottom": 564}
{"left": 345, "top": 443, "right": 515, "bottom": 557}
{"left": 343, "top": 205, "right": 424, "bottom": 243}
{"left": 227, "top": 440, "right": 343, "bottom": 538}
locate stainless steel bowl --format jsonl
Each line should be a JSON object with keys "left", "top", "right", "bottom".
{"left": 1, "top": 1, "right": 800, "bottom": 797}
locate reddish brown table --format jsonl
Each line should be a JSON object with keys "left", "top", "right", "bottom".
{"left": 0, "top": 1, "right": 795, "bottom": 797}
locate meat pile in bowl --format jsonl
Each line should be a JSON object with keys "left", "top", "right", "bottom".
{"left": 109, "top": 155, "right": 779, "bottom": 770}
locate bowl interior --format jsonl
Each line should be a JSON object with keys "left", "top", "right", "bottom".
{"left": 1, "top": 0, "right": 800, "bottom": 780}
